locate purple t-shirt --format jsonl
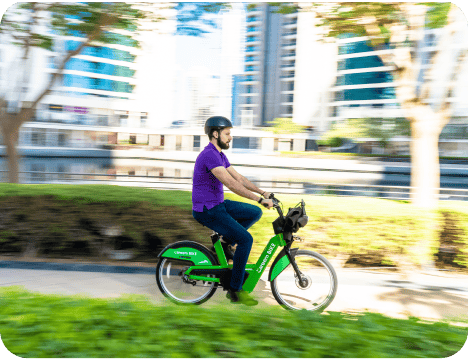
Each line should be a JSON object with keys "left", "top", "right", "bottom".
{"left": 192, "top": 142, "right": 231, "bottom": 212}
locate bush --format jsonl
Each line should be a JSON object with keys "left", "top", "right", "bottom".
{"left": 0, "top": 184, "right": 467, "bottom": 271}
{"left": 317, "top": 137, "right": 344, "bottom": 147}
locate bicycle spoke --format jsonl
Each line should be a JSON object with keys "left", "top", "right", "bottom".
{"left": 156, "top": 258, "right": 216, "bottom": 304}
{"left": 271, "top": 250, "right": 338, "bottom": 311}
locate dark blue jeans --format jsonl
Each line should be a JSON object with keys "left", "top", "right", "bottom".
{"left": 192, "top": 200, "right": 263, "bottom": 291}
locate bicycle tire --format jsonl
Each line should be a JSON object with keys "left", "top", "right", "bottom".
{"left": 270, "top": 250, "right": 338, "bottom": 312}
{"left": 156, "top": 242, "right": 218, "bottom": 305}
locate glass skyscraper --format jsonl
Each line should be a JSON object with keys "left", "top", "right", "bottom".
{"left": 336, "top": 37, "right": 395, "bottom": 105}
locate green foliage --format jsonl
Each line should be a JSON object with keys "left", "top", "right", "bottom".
{"left": 266, "top": 117, "right": 306, "bottom": 134}
{"left": 312, "top": 2, "right": 399, "bottom": 39}
{"left": 1, "top": 287, "right": 466, "bottom": 358}
{"left": 320, "top": 118, "right": 411, "bottom": 148}
{"left": 317, "top": 136, "right": 344, "bottom": 147}
{"left": 270, "top": 3, "right": 299, "bottom": 14}
{"left": 297, "top": 2, "right": 452, "bottom": 45}
{"left": 2, "top": 2, "right": 226, "bottom": 62}
{"left": 424, "top": 2, "right": 452, "bottom": 28}
{"left": 0, "top": 230, "right": 18, "bottom": 242}
{"left": 2, "top": 3, "right": 147, "bottom": 53}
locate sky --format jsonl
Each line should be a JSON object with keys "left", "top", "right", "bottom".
{"left": 175, "top": 27, "right": 223, "bottom": 75}
{"left": 173, "top": 21, "right": 224, "bottom": 122}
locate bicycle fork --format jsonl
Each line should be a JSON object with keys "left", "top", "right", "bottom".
{"left": 284, "top": 242, "right": 307, "bottom": 287}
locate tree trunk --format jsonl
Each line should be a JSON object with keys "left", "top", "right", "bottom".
{"left": 1, "top": 115, "right": 22, "bottom": 184}
{"left": 409, "top": 114, "right": 442, "bottom": 209}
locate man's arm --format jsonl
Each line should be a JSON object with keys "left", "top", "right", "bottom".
{"left": 211, "top": 166, "right": 262, "bottom": 202}
{"left": 226, "top": 166, "right": 265, "bottom": 196}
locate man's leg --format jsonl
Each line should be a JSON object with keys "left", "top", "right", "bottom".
{"left": 192, "top": 202, "right": 254, "bottom": 291}
{"left": 223, "top": 200, "right": 263, "bottom": 230}
{"left": 222, "top": 200, "right": 263, "bottom": 291}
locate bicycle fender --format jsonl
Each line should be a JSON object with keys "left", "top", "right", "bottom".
{"left": 269, "top": 248, "right": 299, "bottom": 282}
{"left": 158, "top": 241, "right": 216, "bottom": 265}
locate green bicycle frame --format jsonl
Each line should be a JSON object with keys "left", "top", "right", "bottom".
{"left": 183, "top": 233, "right": 288, "bottom": 293}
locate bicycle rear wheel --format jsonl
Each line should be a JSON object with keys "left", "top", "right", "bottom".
{"left": 156, "top": 257, "right": 217, "bottom": 305}
{"left": 271, "top": 250, "right": 337, "bottom": 311}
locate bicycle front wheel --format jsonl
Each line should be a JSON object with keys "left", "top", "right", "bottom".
{"left": 271, "top": 250, "right": 338, "bottom": 311}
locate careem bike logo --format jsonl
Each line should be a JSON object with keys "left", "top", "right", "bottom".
{"left": 175, "top": 251, "right": 197, "bottom": 256}
{"left": 256, "top": 243, "right": 276, "bottom": 273}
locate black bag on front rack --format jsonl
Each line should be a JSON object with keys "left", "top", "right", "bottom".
{"left": 272, "top": 215, "right": 285, "bottom": 234}
{"left": 284, "top": 207, "right": 308, "bottom": 233}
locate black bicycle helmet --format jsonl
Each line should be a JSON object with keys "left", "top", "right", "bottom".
{"left": 204, "top": 116, "right": 233, "bottom": 135}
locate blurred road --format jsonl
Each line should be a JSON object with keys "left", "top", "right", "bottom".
{"left": 1, "top": 260, "right": 467, "bottom": 323}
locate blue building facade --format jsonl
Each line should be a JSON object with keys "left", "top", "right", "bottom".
{"left": 231, "top": 74, "right": 242, "bottom": 126}
{"left": 335, "top": 37, "right": 395, "bottom": 107}
{"left": 48, "top": 20, "right": 137, "bottom": 100}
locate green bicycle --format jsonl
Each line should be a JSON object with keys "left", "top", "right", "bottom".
{"left": 156, "top": 194, "right": 338, "bottom": 311}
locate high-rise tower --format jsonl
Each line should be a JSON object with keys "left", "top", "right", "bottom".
{"left": 239, "top": 4, "right": 298, "bottom": 127}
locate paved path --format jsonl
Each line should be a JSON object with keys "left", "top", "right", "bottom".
{"left": 1, "top": 260, "right": 468, "bottom": 324}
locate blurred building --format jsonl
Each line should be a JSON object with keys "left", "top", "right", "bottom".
{"left": 237, "top": 4, "right": 335, "bottom": 132}
{"left": 238, "top": 4, "right": 298, "bottom": 127}
{"left": 0, "top": 3, "right": 177, "bottom": 151}
{"left": 231, "top": 74, "right": 243, "bottom": 126}
{"left": 132, "top": 3, "right": 177, "bottom": 130}
{"left": 186, "top": 66, "right": 221, "bottom": 127}
{"left": 329, "top": 7, "right": 468, "bottom": 155}
{"left": 293, "top": 8, "right": 337, "bottom": 133}
{"left": 219, "top": 3, "right": 246, "bottom": 120}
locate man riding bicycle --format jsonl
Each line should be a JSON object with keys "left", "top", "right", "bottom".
{"left": 192, "top": 116, "right": 274, "bottom": 306}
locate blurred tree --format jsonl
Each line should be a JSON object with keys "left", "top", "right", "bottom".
{"left": 0, "top": 2, "right": 225, "bottom": 183}
{"left": 267, "top": 117, "right": 306, "bottom": 134}
{"left": 323, "top": 118, "right": 411, "bottom": 150}
{"left": 281, "top": 2, "right": 467, "bottom": 208}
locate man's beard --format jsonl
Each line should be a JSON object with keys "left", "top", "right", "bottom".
{"left": 217, "top": 137, "right": 230, "bottom": 150}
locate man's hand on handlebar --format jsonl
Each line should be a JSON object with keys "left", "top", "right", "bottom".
{"left": 260, "top": 198, "right": 274, "bottom": 209}
{"left": 262, "top": 192, "right": 273, "bottom": 200}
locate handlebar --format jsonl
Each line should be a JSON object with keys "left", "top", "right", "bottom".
{"left": 269, "top": 193, "right": 284, "bottom": 219}
{"left": 269, "top": 193, "right": 306, "bottom": 219}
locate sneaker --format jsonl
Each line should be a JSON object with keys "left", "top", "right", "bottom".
{"left": 226, "top": 289, "right": 258, "bottom": 306}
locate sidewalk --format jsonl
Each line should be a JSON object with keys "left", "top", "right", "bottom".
{"left": 1, "top": 258, "right": 467, "bottom": 325}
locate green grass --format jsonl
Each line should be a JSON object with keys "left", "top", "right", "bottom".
{"left": 0, "top": 287, "right": 466, "bottom": 358}
{"left": 0, "top": 183, "right": 193, "bottom": 211}
{"left": 227, "top": 193, "right": 444, "bottom": 267}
